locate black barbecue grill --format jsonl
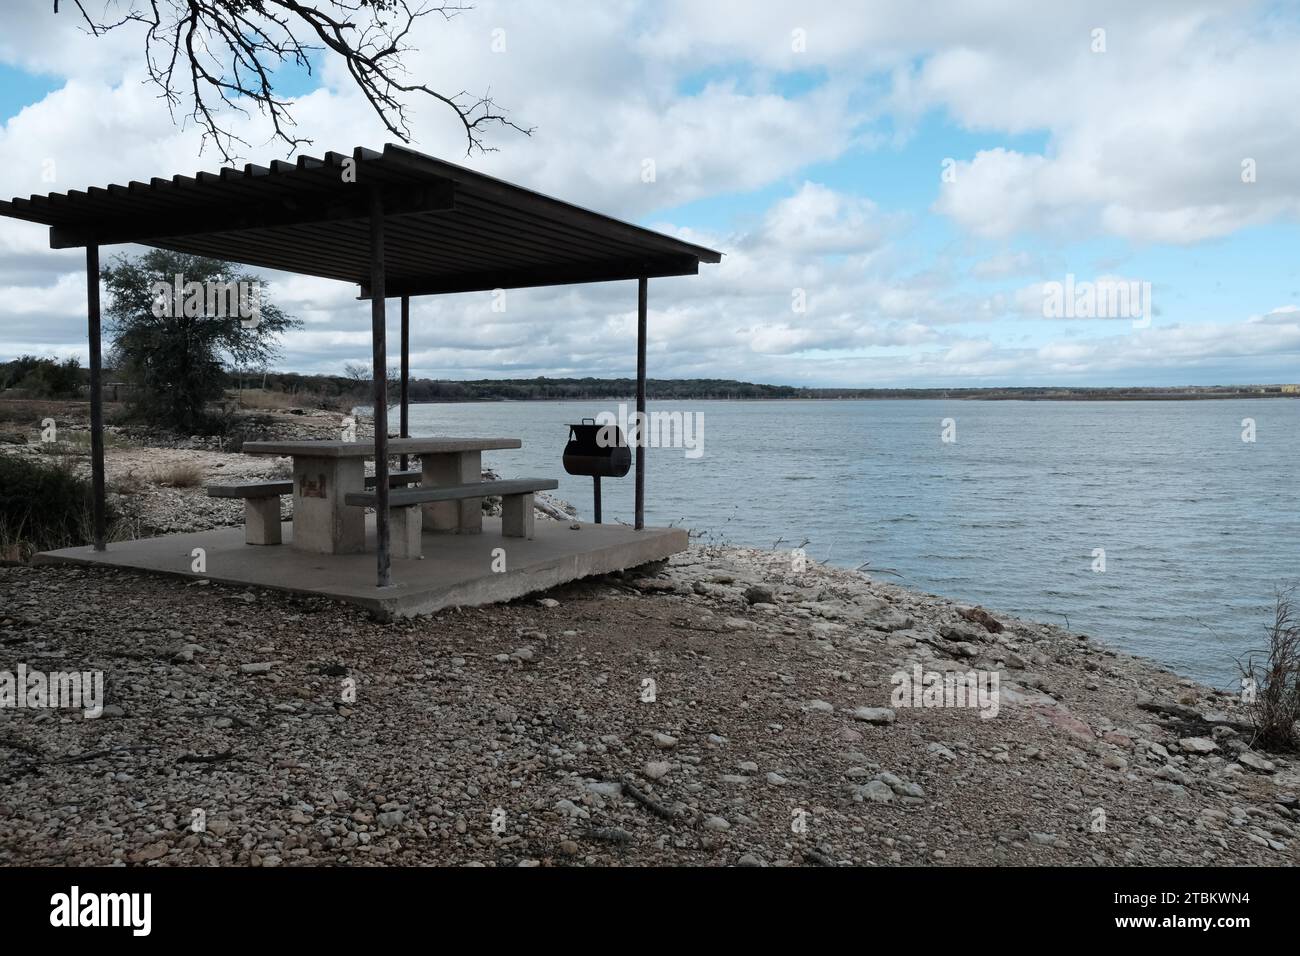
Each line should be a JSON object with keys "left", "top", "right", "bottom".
{"left": 563, "top": 418, "right": 632, "bottom": 523}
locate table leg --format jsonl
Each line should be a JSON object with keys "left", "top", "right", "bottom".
{"left": 291, "top": 455, "right": 365, "bottom": 553}
{"left": 421, "top": 450, "right": 483, "bottom": 533}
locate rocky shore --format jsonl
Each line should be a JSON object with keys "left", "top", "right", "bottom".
{"left": 1, "top": 399, "right": 1295, "bottom": 866}
{"left": 1, "top": 543, "right": 1295, "bottom": 867}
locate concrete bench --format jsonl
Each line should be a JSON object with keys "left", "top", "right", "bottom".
{"left": 206, "top": 479, "right": 291, "bottom": 545}
{"left": 207, "top": 470, "right": 421, "bottom": 545}
{"left": 344, "top": 478, "right": 558, "bottom": 558}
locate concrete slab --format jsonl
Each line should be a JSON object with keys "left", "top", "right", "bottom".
{"left": 35, "top": 518, "right": 687, "bottom": 619}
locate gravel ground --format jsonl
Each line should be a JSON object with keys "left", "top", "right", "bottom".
{"left": 1, "top": 546, "right": 1295, "bottom": 867}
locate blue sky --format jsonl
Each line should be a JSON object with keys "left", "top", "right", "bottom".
{"left": 1, "top": 0, "right": 1298, "bottom": 387}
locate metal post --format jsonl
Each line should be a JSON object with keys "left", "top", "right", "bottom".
{"left": 369, "top": 189, "right": 391, "bottom": 587}
{"left": 400, "top": 294, "right": 410, "bottom": 472}
{"left": 635, "top": 276, "right": 647, "bottom": 530}
{"left": 593, "top": 476, "right": 602, "bottom": 524}
{"left": 86, "top": 243, "right": 106, "bottom": 551}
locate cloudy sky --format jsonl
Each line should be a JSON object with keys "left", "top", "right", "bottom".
{"left": 2, "top": 0, "right": 1299, "bottom": 387}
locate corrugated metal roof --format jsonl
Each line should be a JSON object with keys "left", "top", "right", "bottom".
{"left": 0, "top": 144, "right": 721, "bottom": 296}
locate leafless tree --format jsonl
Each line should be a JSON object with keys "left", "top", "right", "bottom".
{"left": 55, "top": 0, "right": 531, "bottom": 162}
{"left": 342, "top": 360, "right": 399, "bottom": 403}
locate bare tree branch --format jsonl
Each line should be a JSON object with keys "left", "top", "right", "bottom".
{"left": 56, "top": 0, "right": 533, "bottom": 163}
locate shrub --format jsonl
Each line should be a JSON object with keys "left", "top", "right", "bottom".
{"left": 1238, "top": 585, "right": 1300, "bottom": 752}
{"left": 0, "top": 456, "right": 118, "bottom": 560}
{"left": 0, "top": 355, "right": 83, "bottom": 398}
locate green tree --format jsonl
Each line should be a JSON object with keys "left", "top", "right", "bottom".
{"left": 0, "top": 355, "right": 82, "bottom": 397}
{"left": 102, "top": 251, "right": 300, "bottom": 434}
{"left": 0, "top": 355, "right": 43, "bottom": 389}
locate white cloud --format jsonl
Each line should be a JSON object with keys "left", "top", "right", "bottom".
{"left": 0, "top": 0, "right": 1298, "bottom": 387}
{"left": 971, "top": 250, "right": 1041, "bottom": 279}
{"left": 918, "top": 5, "right": 1300, "bottom": 242}
{"left": 743, "top": 182, "right": 888, "bottom": 256}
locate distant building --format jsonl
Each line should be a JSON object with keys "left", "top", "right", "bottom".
{"left": 1283, "top": 384, "right": 1300, "bottom": 393}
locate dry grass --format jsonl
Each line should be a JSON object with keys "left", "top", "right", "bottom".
{"left": 1238, "top": 585, "right": 1300, "bottom": 752}
{"left": 151, "top": 461, "right": 205, "bottom": 488}
{"left": 109, "top": 469, "right": 150, "bottom": 495}
{"left": 0, "top": 399, "right": 65, "bottom": 426}
{"left": 232, "top": 388, "right": 300, "bottom": 410}
{"left": 0, "top": 398, "right": 124, "bottom": 427}
{"left": 34, "top": 429, "right": 129, "bottom": 457}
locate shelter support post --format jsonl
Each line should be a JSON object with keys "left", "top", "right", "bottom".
{"left": 635, "top": 276, "right": 647, "bottom": 531}
{"left": 370, "top": 188, "right": 392, "bottom": 587}
{"left": 86, "top": 243, "right": 106, "bottom": 551}
{"left": 400, "top": 294, "right": 410, "bottom": 471}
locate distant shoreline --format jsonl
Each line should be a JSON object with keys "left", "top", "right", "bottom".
{"left": 389, "top": 390, "right": 1300, "bottom": 404}
{"left": 200, "top": 370, "right": 1300, "bottom": 408}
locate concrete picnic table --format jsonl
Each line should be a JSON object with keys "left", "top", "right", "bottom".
{"left": 241, "top": 437, "right": 521, "bottom": 554}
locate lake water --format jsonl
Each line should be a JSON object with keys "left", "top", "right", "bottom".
{"left": 403, "top": 398, "right": 1300, "bottom": 688}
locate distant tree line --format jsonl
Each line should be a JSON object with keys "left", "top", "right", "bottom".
{"left": 7, "top": 349, "right": 1298, "bottom": 410}
{"left": 402, "top": 377, "right": 806, "bottom": 401}
{"left": 227, "top": 373, "right": 806, "bottom": 404}
{"left": 0, "top": 355, "right": 84, "bottom": 399}
{"left": 227, "top": 374, "right": 1300, "bottom": 405}
{"left": 796, "top": 385, "right": 1300, "bottom": 400}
